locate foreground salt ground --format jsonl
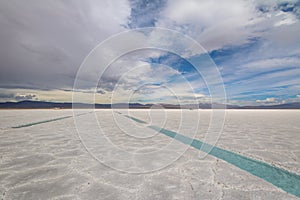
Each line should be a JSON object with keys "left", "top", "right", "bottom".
{"left": 0, "top": 110, "right": 299, "bottom": 199}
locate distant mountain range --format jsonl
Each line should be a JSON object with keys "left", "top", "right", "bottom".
{"left": 0, "top": 100, "right": 299, "bottom": 109}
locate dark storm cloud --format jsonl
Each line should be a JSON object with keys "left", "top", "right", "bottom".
{"left": 0, "top": 0, "right": 130, "bottom": 90}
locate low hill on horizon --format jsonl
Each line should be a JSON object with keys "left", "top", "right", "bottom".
{"left": 0, "top": 100, "right": 299, "bottom": 109}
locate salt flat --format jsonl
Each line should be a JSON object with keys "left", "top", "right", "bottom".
{"left": 0, "top": 109, "right": 299, "bottom": 199}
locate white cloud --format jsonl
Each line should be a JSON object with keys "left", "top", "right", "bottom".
{"left": 256, "top": 97, "right": 278, "bottom": 103}
{"left": 157, "top": 0, "right": 264, "bottom": 51}
{"left": 0, "top": 0, "right": 299, "bottom": 105}
{"left": 278, "top": 95, "right": 300, "bottom": 104}
{"left": 156, "top": 0, "right": 300, "bottom": 52}
{"left": 274, "top": 11, "right": 298, "bottom": 27}
{"left": 14, "top": 94, "right": 37, "bottom": 101}
{"left": 93, "top": 49, "right": 210, "bottom": 104}
{"left": 108, "top": 63, "right": 194, "bottom": 104}
{"left": 225, "top": 68, "right": 300, "bottom": 101}
{"left": 242, "top": 57, "right": 300, "bottom": 70}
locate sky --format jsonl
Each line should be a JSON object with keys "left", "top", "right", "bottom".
{"left": 0, "top": 0, "right": 299, "bottom": 105}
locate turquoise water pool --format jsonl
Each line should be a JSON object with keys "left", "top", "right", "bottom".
{"left": 123, "top": 113, "right": 300, "bottom": 198}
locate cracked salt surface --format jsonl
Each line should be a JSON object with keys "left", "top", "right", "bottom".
{"left": 0, "top": 109, "right": 299, "bottom": 199}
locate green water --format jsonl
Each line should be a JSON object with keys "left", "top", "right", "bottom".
{"left": 11, "top": 112, "right": 90, "bottom": 129}
{"left": 12, "top": 116, "right": 73, "bottom": 128}
{"left": 148, "top": 125, "right": 300, "bottom": 198}
{"left": 123, "top": 115, "right": 147, "bottom": 124}
{"left": 11, "top": 111, "right": 300, "bottom": 198}
{"left": 122, "top": 114, "right": 300, "bottom": 198}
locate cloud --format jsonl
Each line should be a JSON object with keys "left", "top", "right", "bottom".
{"left": 127, "top": 0, "right": 167, "bottom": 28}
{"left": 241, "top": 57, "right": 300, "bottom": 70}
{"left": 0, "top": 0, "right": 131, "bottom": 90}
{"left": 15, "top": 94, "right": 38, "bottom": 101}
{"left": 0, "top": 0, "right": 299, "bottom": 105}
{"left": 256, "top": 97, "right": 278, "bottom": 103}
{"left": 157, "top": 0, "right": 300, "bottom": 52}
{"left": 224, "top": 67, "right": 300, "bottom": 103}
{"left": 157, "top": 0, "right": 263, "bottom": 51}
{"left": 276, "top": 94, "right": 300, "bottom": 104}
{"left": 0, "top": 91, "right": 39, "bottom": 102}
{"left": 274, "top": 11, "right": 298, "bottom": 26}
{"left": 90, "top": 48, "right": 210, "bottom": 104}
{"left": 0, "top": 92, "right": 15, "bottom": 99}
{"left": 0, "top": 90, "right": 38, "bottom": 101}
